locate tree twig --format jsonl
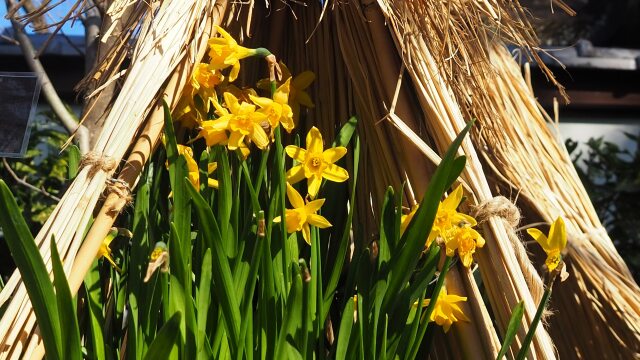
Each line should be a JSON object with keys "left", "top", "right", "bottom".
{"left": 1, "top": 158, "right": 61, "bottom": 202}
{"left": 5, "top": 0, "right": 91, "bottom": 154}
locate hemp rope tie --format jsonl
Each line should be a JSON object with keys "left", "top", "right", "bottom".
{"left": 105, "top": 179, "right": 134, "bottom": 214}
{"left": 80, "top": 151, "right": 117, "bottom": 177}
{"left": 472, "top": 196, "right": 545, "bottom": 304}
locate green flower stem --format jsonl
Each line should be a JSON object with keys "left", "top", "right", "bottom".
{"left": 236, "top": 211, "right": 266, "bottom": 360}
{"left": 409, "top": 256, "right": 453, "bottom": 359}
{"left": 254, "top": 47, "right": 272, "bottom": 58}
{"left": 240, "top": 160, "right": 261, "bottom": 214}
{"left": 515, "top": 287, "right": 552, "bottom": 360}
{"left": 255, "top": 149, "right": 270, "bottom": 195}
{"left": 271, "top": 77, "right": 291, "bottom": 292}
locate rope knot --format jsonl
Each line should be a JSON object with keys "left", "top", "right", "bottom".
{"left": 472, "top": 196, "right": 520, "bottom": 228}
{"left": 80, "top": 151, "right": 117, "bottom": 176}
{"left": 105, "top": 178, "right": 133, "bottom": 214}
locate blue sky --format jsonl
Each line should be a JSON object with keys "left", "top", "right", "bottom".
{"left": 1, "top": 1, "right": 84, "bottom": 36}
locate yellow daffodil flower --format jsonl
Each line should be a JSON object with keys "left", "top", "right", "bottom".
{"left": 217, "top": 83, "right": 258, "bottom": 104}
{"left": 173, "top": 94, "right": 202, "bottom": 129}
{"left": 527, "top": 217, "right": 567, "bottom": 272}
{"left": 258, "top": 62, "right": 315, "bottom": 124}
{"left": 429, "top": 185, "right": 477, "bottom": 245}
{"left": 400, "top": 204, "right": 418, "bottom": 236}
{"left": 249, "top": 78, "right": 295, "bottom": 133}
{"left": 204, "top": 92, "right": 269, "bottom": 151}
{"left": 177, "top": 145, "right": 201, "bottom": 189}
{"left": 97, "top": 228, "right": 121, "bottom": 271}
{"left": 208, "top": 26, "right": 257, "bottom": 82}
{"left": 420, "top": 287, "right": 469, "bottom": 333}
{"left": 144, "top": 241, "right": 170, "bottom": 283}
{"left": 444, "top": 225, "right": 485, "bottom": 267}
{"left": 285, "top": 126, "right": 349, "bottom": 198}
{"left": 176, "top": 145, "right": 218, "bottom": 190}
{"left": 273, "top": 183, "right": 332, "bottom": 245}
{"left": 192, "top": 62, "right": 223, "bottom": 92}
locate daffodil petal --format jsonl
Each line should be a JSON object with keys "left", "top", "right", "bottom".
{"left": 223, "top": 92, "right": 241, "bottom": 113}
{"left": 207, "top": 178, "right": 219, "bottom": 188}
{"left": 251, "top": 124, "right": 270, "bottom": 149}
{"left": 304, "top": 199, "right": 325, "bottom": 213}
{"left": 527, "top": 228, "right": 552, "bottom": 253}
{"left": 229, "top": 61, "right": 240, "bottom": 82}
{"left": 302, "top": 223, "right": 311, "bottom": 245}
{"left": 322, "top": 147, "right": 347, "bottom": 163}
{"left": 273, "top": 216, "right": 282, "bottom": 223}
{"left": 227, "top": 131, "right": 244, "bottom": 150}
{"left": 274, "top": 78, "right": 291, "bottom": 104}
{"left": 249, "top": 95, "right": 273, "bottom": 109}
{"left": 548, "top": 216, "right": 567, "bottom": 252}
{"left": 286, "top": 183, "right": 306, "bottom": 209}
{"left": 285, "top": 145, "right": 307, "bottom": 163}
{"left": 296, "top": 91, "right": 315, "bottom": 108}
{"left": 307, "top": 176, "right": 322, "bottom": 199}
{"left": 308, "top": 214, "right": 331, "bottom": 228}
{"left": 441, "top": 185, "right": 464, "bottom": 211}
{"left": 306, "top": 127, "right": 324, "bottom": 155}
{"left": 286, "top": 164, "right": 306, "bottom": 184}
{"left": 322, "top": 163, "right": 349, "bottom": 182}
{"left": 214, "top": 26, "right": 236, "bottom": 44}
{"left": 293, "top": 71, "right": 315, "bottom": 89}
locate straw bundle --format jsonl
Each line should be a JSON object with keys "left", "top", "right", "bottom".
{"left": 471, "top": 43, "right": 640, "bottom": 358}
{"left": 0, "top": 1, "right": 224, "bottom": 358}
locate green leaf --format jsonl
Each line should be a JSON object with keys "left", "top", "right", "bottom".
{"left": 67, "top": 145, "right": 81, "bottom": 180}
{"left": 144, "top": 312, "right": 183, "bottom": 360}
{"left": 382, "top": 121, "right": 473, "bottom": 312}
{"left": 324, "top": 134, "right": 360, "bottom": 311}
{"left": 516, "top": 289, "right": 553, "bottom": 360}
{"left": 0, "top": 180, "right": 62, "bottom": 360}
{"left": 274, "top": 268, "right": 303, "bottom": 360}
{"left": 446, "top": 155, "right": 467, "bottom": 189}
{"left": 332, "top": 116, "right": 358, "bottom": 147}
{"left": 163, "top": 100, "right": 179, "bottom": 165}
{"left": 196, "top": 249, "right": 213, "bottom": 359}
{"left": 216, "top": 147, "right": 235, "bottom": 257}
{"left": 50, "top": 236, "right": 82, "bottom": 360}
{"left": 497, "top": 301, "right": 525, "bottom": 360}
{"left": 185, "top": 179, "right": 241, "bottom": 350}
{"left": 378, "top": 187, "right": 395, "bottom": 271}
{"left": 84, "top": 260, "right": 106, "bottom": 360}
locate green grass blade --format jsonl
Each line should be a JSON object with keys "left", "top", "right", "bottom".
{"left": 84, "top": 260, "right": 106, "bottom": 360}
{"left": 382, "top": 121, "right": 473, "bottom": 312}
{"left": 186, "top": 179, "right": 241, "bottom": 350}
{"left": 274, "top": 268, "right": 303, "bottom": 360}
{"left": 197, "top": 249, "right": 213, "bottom": 359}
{"left": 497, "top": 301, "right": 525, "bottom": 360}
{"left": 50, "top": 236, "right": 82, "bottom": 360}
{"left": 0, "top": 180, "right": 62, "bottom": 360}
{"left": 332, "top": 116, "right": 358, "bottom": 147}
{"left": 67, "top": 144, "right": 81, "bottom": 179}
{"left": 323, "top": 134, "right": 360, "bottom": 310}
{"left": 144, "top": 312, "right": 183, "bottom": 360}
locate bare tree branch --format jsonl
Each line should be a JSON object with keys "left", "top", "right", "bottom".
{"left": 5, "top": 0, "right": 91, "bottom": 154}
{"left": 2, "top": 158, "right": 61, "bottom": 202}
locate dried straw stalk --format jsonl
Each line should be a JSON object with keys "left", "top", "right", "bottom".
{"left": 472, "top": 44, "right": 640, "bottom": 358}
{"left": 0, "top": 0, "right": 225, "bottom": 358}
